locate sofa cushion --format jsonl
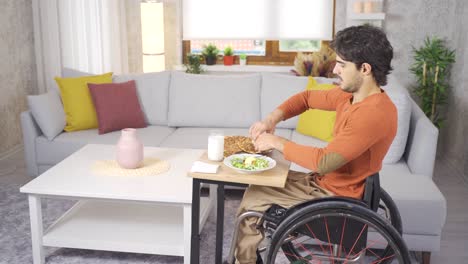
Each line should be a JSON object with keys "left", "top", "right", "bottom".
{"left": 380, "top": 161, "right": 446, "bottom": 236}
{"left": 113, "top": 71, "right": 171, "bottom": 126}
{"left": 296, "top": 77, "right": 336, "bottom": 142}
{"left": 381, "top": 75, "right": 411, "bottom": 164}
{"left": 168, "top": 72, "right": 261, "bottom": 127}
{"left": 54, "top": 67, "right": 92, "bottom": 94}
{"left": 159, "top": 127, "right": 292, "bottom": 150}
{"left": 36, "top": 126, "right": 175, "bottom": 165}
{"left": 55, "top": 72, "right": 113, "bottom": 132}
{"left": 27, "top": 92, "right": 66, "bottom": 140}
{"left": 261, "top": 73, "right": 308, "bottom": 129}
{"left": 88, "top": 80, "right": 147, "bottom": 134}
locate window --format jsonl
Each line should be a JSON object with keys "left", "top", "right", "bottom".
{"left": 279, "top": 40, "right": 321, "bottom": 52}
{"left": 182, "top": 0, "right": 335, "bottom": 65}
{"left": 183, "top": 40, "right": 324, "bottom": 65}
{"left": 190, "top": 40, "right": 265, "bottom": 56}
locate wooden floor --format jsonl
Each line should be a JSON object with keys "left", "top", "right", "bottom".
{"left": 1, "top": 149, "right": 467, "bottom": 263}
{"left": 431, "top": 157, "right": 468, "bottom": 263}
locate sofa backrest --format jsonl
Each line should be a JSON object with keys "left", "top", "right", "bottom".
{"left": 168, "top": 71, "right": 261, "bottom": 127}
{"left": 404, "top": 97, "right": 439, "bottom": 178}
{"left": 110, "top": 70, "right": 417, "bottom": 167}
{"left": 381, "top": 75, "right": 412, "bottom": 163}
{"left": 113, "top": 71, "right": 171, "bottom": 126}
{"left": 261, "top": 73, "right": 307, "bottom": 129}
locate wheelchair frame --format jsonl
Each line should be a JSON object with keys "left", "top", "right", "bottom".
{"left": 227, "top": 173, "right": 411, "bottom": 264}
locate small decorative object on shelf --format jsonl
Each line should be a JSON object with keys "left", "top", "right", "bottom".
{"left": 291, "top": 44, "right": 336, "bottom": 78}
{"left": 353, "top": 0, "right": 363, "bottom": 13}
{"left": 239, "top": 53, "right": 247, "bottom": 66}
{"left": 201, "top": 43, "right": 219, "bottom": 65}
{"left": 116, "top": 128, "right": 144, "bottom": 169}
{"left": 223, "top": 46, "right": 234, "bottom": 66}
{"left": 346, "top": 0, "right": 385, "bottom": 27}
{"left": 363, "top": 1, "right": 374, "bottom": 13}
{"left": 184, "top": 53, "right": 204, "bottom": 74}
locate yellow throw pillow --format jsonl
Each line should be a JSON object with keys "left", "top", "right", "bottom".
{"left": 296, "top": 77, "right": 336, "bottom": 142}
{"left": 55, "top": 72, "right": 113, "bottom": 132}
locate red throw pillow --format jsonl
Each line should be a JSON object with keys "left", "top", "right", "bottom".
{"left": 88, "top": 80, "right": 147, "bottom": 134}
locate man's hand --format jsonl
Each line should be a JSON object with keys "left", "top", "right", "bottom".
{"left": 249, "top": 109, "right": 284, "bottom": 140}
{"left": 254, "top": 133, "right": 288, "bottom": 153}
{"left": 249, "top": 121, "right": 275, "bottom": 141}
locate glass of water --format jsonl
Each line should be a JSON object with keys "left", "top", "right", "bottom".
{"left": 207, "top": 130, "right": 224, "bottom": 161}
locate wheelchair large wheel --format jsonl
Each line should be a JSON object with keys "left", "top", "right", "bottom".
{"left": 266, "top": 200, "right": 411, "bottom": 264}
{"left": 280, "top": 189, "right": 403, "bottom": 263}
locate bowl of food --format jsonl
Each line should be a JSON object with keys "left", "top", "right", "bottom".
{"left": 223, "top": 154, "right": 276, "bottom": 174}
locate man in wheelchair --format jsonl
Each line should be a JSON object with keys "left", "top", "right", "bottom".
{"left": 232, "top": 25, "right": 410, "bottom": 264}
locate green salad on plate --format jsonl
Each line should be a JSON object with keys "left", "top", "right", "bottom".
{"left": 230, "top": 156, "right": 270, "bottom": 171}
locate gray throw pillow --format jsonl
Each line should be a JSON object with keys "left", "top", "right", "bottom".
{"left": 27, "top": 92, "right": 66, "bottom": 140}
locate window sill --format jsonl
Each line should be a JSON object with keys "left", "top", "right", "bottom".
{"left": 173, "top": 64, "right": 293, "bottom": 73}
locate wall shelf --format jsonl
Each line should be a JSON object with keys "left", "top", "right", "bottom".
{"left": 348, "top": 12, "right": 385, "bottom": 20}
{"left": 346, "top": 0, "right": 385, "bottom": 27}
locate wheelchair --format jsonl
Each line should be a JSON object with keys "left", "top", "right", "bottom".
{"left": 227, "top": 173, "right": 411, "bottom": 264}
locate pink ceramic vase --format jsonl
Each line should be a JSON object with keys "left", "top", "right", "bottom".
{"left": 116, "top": 128, "right": 143, "bottom": 169}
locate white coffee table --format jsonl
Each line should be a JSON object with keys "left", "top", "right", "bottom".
{"left": 20, "top": 144, "right": 214, "bottom": 264}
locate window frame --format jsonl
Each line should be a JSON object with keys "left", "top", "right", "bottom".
{"left": 182, "top": 0, "right": 335, "bottom": 66}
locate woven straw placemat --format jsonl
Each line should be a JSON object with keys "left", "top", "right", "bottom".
{"left": 92, "top": 157, "right": 170, "bottom": 176}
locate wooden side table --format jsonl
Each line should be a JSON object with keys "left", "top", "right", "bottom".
{"left": 188, "top": 151, "right": 291, "bottom": 264}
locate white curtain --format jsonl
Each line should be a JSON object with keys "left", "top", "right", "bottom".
{"left": 32, "top": 0, "right": 128, "bottom": 93}
{"left": 183, "top": 0, "right": 334, "bottom": 40}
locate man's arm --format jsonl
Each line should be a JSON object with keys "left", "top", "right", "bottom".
{"left": 251, "top": 87, "right": 346, "bottom": 142}
{"left": 278, "top": 87, "right": 348, "bottom": 121}
{"left": 254, "top": 133, "right": 289, "bottom": 153}
{"left": 283, "top": 108, "right": 390, "bottom": 174}
{"left": 249, "top": 109, "right": 285, "bottom": 140}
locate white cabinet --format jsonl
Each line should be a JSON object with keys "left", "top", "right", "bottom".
{"left": 346, "top": 0, "right": 385, "bottom": 27}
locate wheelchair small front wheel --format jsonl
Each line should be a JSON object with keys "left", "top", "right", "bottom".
{"left": 266, "top": 201, "right": 411, "bottom": 264}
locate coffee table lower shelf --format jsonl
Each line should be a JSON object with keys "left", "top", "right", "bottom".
{"left": 42, "top": 198, "right": 211, "bottom": 256}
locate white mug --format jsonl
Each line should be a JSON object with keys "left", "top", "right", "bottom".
{"left": 208, "top": 130, "right": 224, "bottom": 161}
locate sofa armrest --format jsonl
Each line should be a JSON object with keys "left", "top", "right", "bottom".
{"left": 20, "top": 111, "right": 41, "bottom": 177}
{"left": 404, "top": 98, "right": 439, "bottom": 178}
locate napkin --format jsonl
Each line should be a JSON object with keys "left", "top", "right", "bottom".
{"left": 191, "top": 161, "right": 219, "bottom": 174}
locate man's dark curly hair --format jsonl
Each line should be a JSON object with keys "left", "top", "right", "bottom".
{"left": 330, "top": 25, "right": 393, "bottom": 86}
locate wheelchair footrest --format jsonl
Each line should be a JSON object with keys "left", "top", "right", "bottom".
{"left": 264, "top": 204, "right": 288, "bottom": 230}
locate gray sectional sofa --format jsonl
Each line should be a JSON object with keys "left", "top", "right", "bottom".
{"left": 21, "top": 70, "right": 446, "bottom": 258}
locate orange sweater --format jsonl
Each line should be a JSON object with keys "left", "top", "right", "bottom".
{"left": 278, "top": 87, "right": 397, "bottom": 198}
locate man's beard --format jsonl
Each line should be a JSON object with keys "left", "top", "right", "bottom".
{"left": 341, "top": 75, "right": 363, "bottom": 93}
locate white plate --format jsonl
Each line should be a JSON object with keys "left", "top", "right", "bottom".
{"left": 223, "top": 154, "right": 276, "bottom": 174}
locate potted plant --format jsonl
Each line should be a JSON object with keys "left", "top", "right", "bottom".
{"left": 201, "top": 44, "right": 219, "bottom": 65}
{"left": 410, "top": 37, "right": 455, "bottom": 128}
{"left": 239, "top": 53, "right": 247, "bottom": 66}
{"left": 184, "top": 53, "right": 204, "bottom": 74}
{"left": 223, "top": 46, "right": 234, "bottom": 66}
